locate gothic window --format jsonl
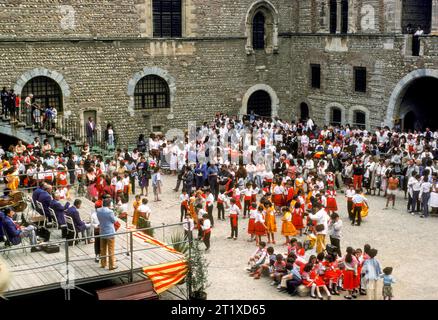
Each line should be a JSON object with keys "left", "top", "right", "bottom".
{"left": 253, "top": 12, "right": 265, "bottom": 50}
{"left": 153, "top": 0, "right": 182, "bottom": 37}
{"left": 22, "top": 76, "right": 63, "bottom": 111}
{"left": 134, "top": 75, "right": 170, "bottom": 109}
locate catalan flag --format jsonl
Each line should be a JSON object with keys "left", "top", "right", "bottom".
{"left": 142, "top": 260, "right": 188, "bottom": 294}
{"left": 126, "top": 224, "right": 188, "bottom": 294}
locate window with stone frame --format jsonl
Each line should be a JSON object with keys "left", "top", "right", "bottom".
{"left": 353, "top": 111, "right": 366, "bottom": 129}
{"left": 246, "top": 1, "right": 278, "bottom": 54}
{"left": 354, "top": 67, "right": 367, "bottom": 93}
{"left": 330, "top": 107, "right": 342, "bottom": 126}
{"left": 310, "top": 64, "right": 321, "bottom": 89}
{"left": 21, "top": 76, "right": 63, "bottom": 112}
{"left": 134, "top": 75, "right": 170, "bottom": 109}
{"left": 153, "top": 0, "right": 182, "bottom": 37}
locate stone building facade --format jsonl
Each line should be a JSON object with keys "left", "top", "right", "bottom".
{"left": 0, "top": 0, "right": 438, "bottom": 146}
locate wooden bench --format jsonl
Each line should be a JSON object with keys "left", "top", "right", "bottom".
{"left": 96, "top": 279, "right": 159, "bottom": 300}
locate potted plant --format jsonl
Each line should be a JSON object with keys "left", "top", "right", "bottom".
{"left": 188, "top": 239, "right": 209, "bottom": 300}
{"left": 137, "top": 216, "right": 154, "bottom": 237}
{"left": 170, "top": 231, "right": 189, "bottom": 255}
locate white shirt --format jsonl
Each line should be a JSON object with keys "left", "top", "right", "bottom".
{"left": 201, "top": 219, "right": 211, "bottom": 230}
{"left": 308, "top": 208, "right": 329, "bottom": 235}
{"left": 183, "top": 218, "right": 195, "bottom": 231}
{"left": 138, "top": 204, "right": 151, "bottom": 217}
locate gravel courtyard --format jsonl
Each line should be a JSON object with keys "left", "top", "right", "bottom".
{"left": 134, "top": 175, "right": 438, "bottom": 300}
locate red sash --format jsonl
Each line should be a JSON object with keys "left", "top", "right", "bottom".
{"left": 230, "top": 213, "right": 238, "bottom": 227}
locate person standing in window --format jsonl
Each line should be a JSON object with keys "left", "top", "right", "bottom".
{"left": 86, "top": 117, "right": 96, "bottom": 147}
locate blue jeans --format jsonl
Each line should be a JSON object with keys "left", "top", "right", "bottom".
{"left": 422, "top": 192, "right": 431, "bottom": 217}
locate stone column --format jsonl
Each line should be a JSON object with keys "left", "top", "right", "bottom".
{"left": 432, "top": 0, "right": 438, "bottom": 35}
{"left": 336, "top": 0, "right": 342, "bottom": 33}
{"left": 348, "top": 0, "right": 357, "bottom": 33}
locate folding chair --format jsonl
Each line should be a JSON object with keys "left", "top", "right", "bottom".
{"left": 35, "top": 200, "right": 50, "bottom": 228}
{"left": 1, "top": 225, "right": 28, "bottom": 257}
{"left": 64, "top": 215, "right": 79, "bottom": 246}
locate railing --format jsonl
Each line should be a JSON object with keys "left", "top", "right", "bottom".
{"left": 0, "top": 221, "right": 192, "bottom": 300}
{"left": 13, "top": 107, "right": 118, "bottom": 153}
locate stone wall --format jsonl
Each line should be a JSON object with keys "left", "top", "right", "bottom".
{"left": 0, "top": 0, "right": 437, "bottom": 146}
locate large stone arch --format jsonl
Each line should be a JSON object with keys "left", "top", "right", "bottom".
{"left": 240, "top": 84, "right": 280, "bottom": 118}
{"left": 127, "top": 67, "right": 176, "bottom": 119}
{"left": 325, "top": 102, "right": 347, "bottom": 126}
{"left": 245, "top": 0, "right": 279, "bottom": 54}
{"left": 348, "top": 105, "right": 371, "bottom": 130}
{"left": 13, "top": 67, "right": 71, "bottom": 97}
{"left": 385, "top": 69, "right": 438, "bottom": 127}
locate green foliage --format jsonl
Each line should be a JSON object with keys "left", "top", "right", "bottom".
{"left": 138, "top": 217, "right": 154, "bottom": 237}
{"left": 170, "top": 231, "right": 189, "bottom": 255}
{"left": 188, "top": 239, "right": 210, "bottom": 295}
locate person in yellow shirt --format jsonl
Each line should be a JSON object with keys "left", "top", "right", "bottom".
{"left": 281, "top": 207, "right": 298, "bottom": 245}
{"left": 264, "top": 201, "right": 277, "bottom": 244}
{"left": 6, "top": 168, "right": 19, "bottom": 191}
{"left": 132, "top": 194, "right": 142, "bottom": 227}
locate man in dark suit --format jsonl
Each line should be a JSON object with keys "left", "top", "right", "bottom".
{"left": 32, "top": 184, "right": 45, "bottom": 214}
{"left": 86, "top": 117, "right": 96, "bottom": 147}
{"left": 66, "top": 199, "right": 91, "bottom": 241}
{"left": 0, "top": 208, "right": 37, "bottom": 246}
{"left": 37, "top": 184, "right": 53, "bottom": 222}
{"left": 49, "top": 192, "right": 69, "bottom": 237}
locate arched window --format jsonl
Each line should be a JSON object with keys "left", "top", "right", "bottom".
{"left": 153, "top": 0, "right": 182, "bottom": 37}
{"left": 253, "top": 12, "right": 265, "bottom": 50}
{"left": 246, "top": 2, "right": 278, "bottom": 54}
{"left": 21, "top": 76, "right": 63, "bottom": 111}
{"left": 330, "top": 107, "right": 342, "bottom": 126}
{"left": 353, "top": 111, "right": 366, "bottom": 129}
{"left": 134, "top": 75, "right": 170, "bottom": 109}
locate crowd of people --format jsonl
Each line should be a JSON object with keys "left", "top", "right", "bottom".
{"left": 1, "top": 111, "right": 437, "bottom": 299}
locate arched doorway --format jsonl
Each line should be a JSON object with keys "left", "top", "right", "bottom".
{"left": 248, "top": 90, "right": 272, "bottom": 117}
{"left": 300, "top": 103, "right": 309, "bottom": 120}
{"left": 399, "top": 77, "right": 438, "bottom": 130}
{"left": 0, "top": 134, "right": 19, "bottom": 152}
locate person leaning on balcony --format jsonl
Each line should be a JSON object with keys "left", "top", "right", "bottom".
{"left": 96, "top": 198, "right": 118, "bottom": 270}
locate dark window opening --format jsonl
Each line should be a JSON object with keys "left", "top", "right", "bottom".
{"left": 153, "top": 0, "right": 182, "bottom": 37}
{"left": 21, "top": 76, "right": 63, "bottom": 112}
{"left": 311, "top": 64, "right": 321, "bottom": 89}
{"left": 134, "top": 75, "right": 170, "bottom": 109}
{"left": 341, "top": 0, "right": 349, "bottom": 34}
{"left": 354, "top": 111, "right": 366, "bottom": 129}
{"left": 402, "top": 0, "right": 432, "bottom": 34}
{"left": 253, "top": 12, "right": 265, "bottom": 50}
{"left": 300, "top": 103, "right": 309, "bottom": 120}
{"left": 354, "top": 67, "right": 367, "bottom": 93}
{"left": 331, "top": 108, "right": 342, "bottom": 126}
{"left": 329, "top": 0, "right": 337, "bottom": 34}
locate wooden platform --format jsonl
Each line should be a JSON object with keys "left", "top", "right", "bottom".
{"left": 1, "top": 198, "right": 185, "bottom": 298}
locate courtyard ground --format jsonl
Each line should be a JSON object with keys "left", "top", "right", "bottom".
{"left": 141, "top": 175, "right": 438, "bottom": 300}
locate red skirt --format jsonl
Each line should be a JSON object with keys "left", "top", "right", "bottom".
{"left": 292, "top": 214, "right": 304, "bottom": 230}
{"left": 248, "top": 218, "right": 255, "bottom": 235}
{"left": 354, "top": 266, "right": 362, "bottom": 288}
{"left": 272, "top": 194, "right": 284, "bottom": 207}
{"left": 343, "top": 270, "right": 356, "bottom": 291}
{"left": 326, "top": 198, "right": 338, "bottom": 211}
{"left": 254, "top": 221, "right": 266, "bottom": 236}
{"left": 324, "top": 269, "right": 340, "bottom": 283}
{"left": 312, "top": 275, "right": 326, "bottom": 287}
